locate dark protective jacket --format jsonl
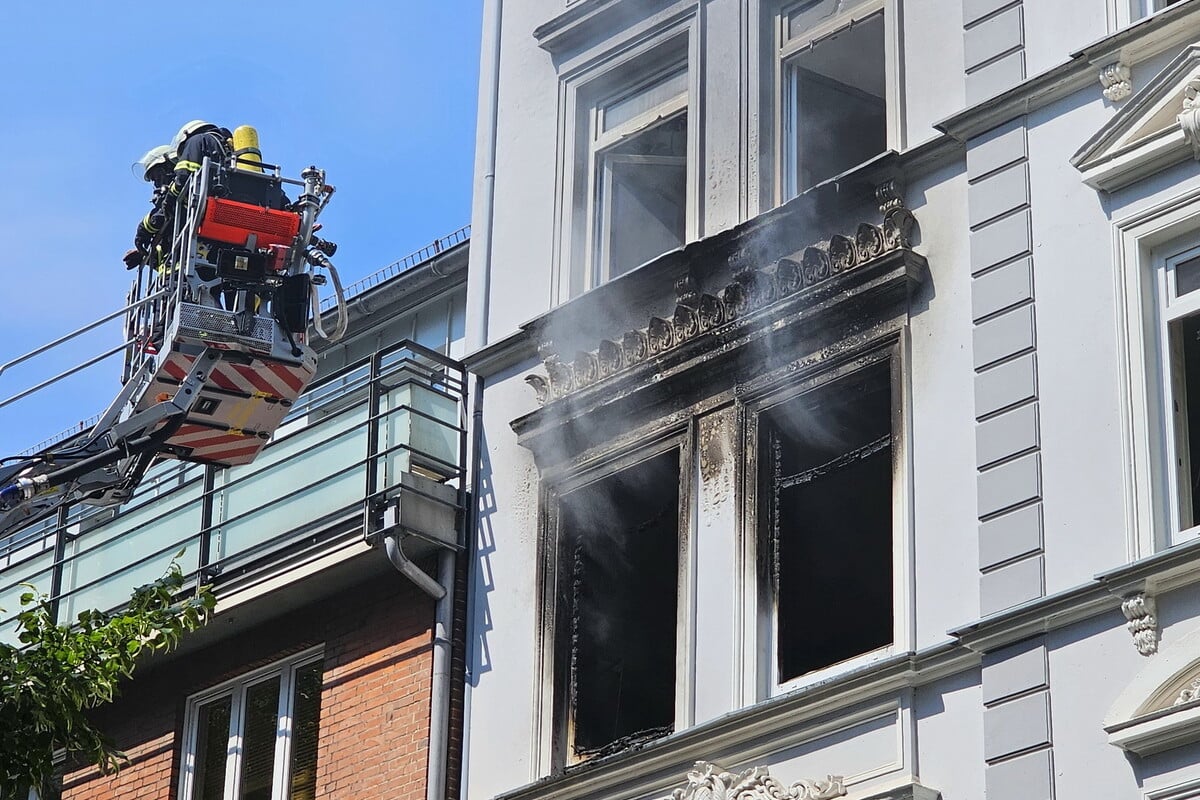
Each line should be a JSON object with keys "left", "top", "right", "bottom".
{"left": 171, "top": 128, "right": 231, "bottom": 197}
{"left": 132, "top": 182, "right": 172, "bottom": 252}
{"left": 131, "top": 128, "right": 231, "bottom": 257}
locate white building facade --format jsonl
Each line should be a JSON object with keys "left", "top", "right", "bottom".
{"left": 462, "top": 1, "right": 1200, "bottom": 800}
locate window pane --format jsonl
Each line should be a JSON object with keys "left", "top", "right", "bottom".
{"left": 598, "top": 114, "right": 687, "bottom": 280}
{"left": 764, "top": 363, "right": 893, "bottom": 682}
{"left": 560, "top": 449, "right": 680, "bottom": 757}
{"left": 786, "top": 13, "right": 885, "bottom": 194}
{"left": 602, "top": 69, "right": 687, "bottom": 133}
{"left": 289, "top": 661, "right": 324, "bottom": 800}
{"left": 787, "top": 0, "right": 873, "bottom": 38}
{"left": 193, "top": 696, "right": 232, "bottom": 800}
{"left": 1176, "top": 254, "right": 1200, "bottom": 298}
{"left": 240, "top": 677, "right": 282, "bottom": 800}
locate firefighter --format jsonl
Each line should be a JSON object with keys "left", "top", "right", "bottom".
{"left": 122, "top": 144, "right": 176, "bottom": 270}
{"left": 169, "top": 120, "right": 232, "bottom": 200}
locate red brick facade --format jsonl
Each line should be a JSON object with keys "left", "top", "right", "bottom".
{"left": 62, "top": 572, "right": 435, "bottom": 800}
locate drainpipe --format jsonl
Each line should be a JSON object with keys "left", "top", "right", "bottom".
{"left": 452, "top": 2, "right": 504, "bottom": 800}
{"left": 426, "top": 547, "right": 456, "bottom": 800}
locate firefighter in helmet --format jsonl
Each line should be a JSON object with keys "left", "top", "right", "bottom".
{"left": 122, "top": 144, "right": 176, "bottom": 270}
{"left": 169, "top": 120, "right": 232, "bottom": 199}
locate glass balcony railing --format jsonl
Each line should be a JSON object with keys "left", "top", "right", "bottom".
{"left": 0, "top": 340, "right": 467, "bottom": 646}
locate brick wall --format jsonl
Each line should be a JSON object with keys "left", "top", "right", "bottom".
{"left": 61, "top": 571, "right": 435, "bottom": 800}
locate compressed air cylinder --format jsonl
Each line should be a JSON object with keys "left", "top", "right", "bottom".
{"left": 232, "top": 125, "right": 262, "bottom": 172}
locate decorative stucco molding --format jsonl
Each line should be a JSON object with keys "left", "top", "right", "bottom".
{"left": 672, "top": 761, "right": 845, "bottom": 800}
{"left": 1099, "top": 62, "right": 1133, "bottom": 102}
{"left": 1174, "top": 674, "right": 1200, "bottom": 706}
{"left": 1179, "top": 77, "right": 1200, "bottom": 159}
{"left": 1122, "top": 592, "right": 1159, "bottom": 656}
{"left": 1073, "top": 44, "right": 1200, "bottom": 190}
{"left": 524, "top": 206, "right": 917, "bottom": 406}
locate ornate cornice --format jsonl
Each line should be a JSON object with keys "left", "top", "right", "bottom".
{"left": 672, "top": 762, "right": 844, "bottom": 800}
{"left": 524, "top": 206, "right": 916, "bottom": 407}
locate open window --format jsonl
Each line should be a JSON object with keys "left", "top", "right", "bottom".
{"left": 780, "top": 0, "right": 888, "bottom": 198}
{"left": 759, "top": 361, "right": 894, "bottom": 684}
{"left": 555, "top": 448, "right": 682, "bottom": 761}
{"left": 1157, "top": 241, "right": 1200, "bottom": 544}
{"left": 590, "top": 69, "right": 689, "bottom": 285}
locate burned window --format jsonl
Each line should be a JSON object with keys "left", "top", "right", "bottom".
{"left": 782, "top": 6, "right": 887, "bottom": 196}
{"left": 557, "top": 449, "right": 680, "bottom": 758}
{"left": 761, "top": 362, "right": 893, "bottom": 683}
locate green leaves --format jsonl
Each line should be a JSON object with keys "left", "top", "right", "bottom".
{"left": 0, "top": 564, "right": 215, "bottom": 797}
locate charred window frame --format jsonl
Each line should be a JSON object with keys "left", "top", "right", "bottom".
{"left": 543, "top": 437, "right": 691, "bottom": 766}
{"left": 747, "top": 347, "right": 904, "bottom": 692}
{"left": 770, "top": 0, "right": 902, "bottom": 204}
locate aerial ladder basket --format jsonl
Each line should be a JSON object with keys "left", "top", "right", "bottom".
{"left": 0, "top": 152, "right": 348, "bottom": 538}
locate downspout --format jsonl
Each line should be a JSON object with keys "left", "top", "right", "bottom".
{"left": 432, "top": 3, "right": 503, "bottom": 800}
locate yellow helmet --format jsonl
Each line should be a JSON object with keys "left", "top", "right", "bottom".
{"left": 171, "top": 120, "right": 219, "bottom": 156}
{"left": 132, "top": 144, "right": 176, "bottom": 181}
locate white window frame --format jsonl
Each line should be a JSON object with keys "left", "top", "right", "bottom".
{"left": 1155, "top": 240, "right": 1200, "bottom": 542}
{"left": 770, "top": 0, "right": 903, "bottom": 206}
{"left": 551, "top": 15, "right": 701, "bottom": 303}
{"left": 741, "top": 340, "right": 914, "bottom": 702}
{"left": 1112, "top": 0, "right": 1187, "bottom": 30}
{"left": 585, "top": 63, "right": 693, "bottom": 291}
{"left": 1115, "top": 186, "right": 1200, "bottom": 559}
{"left": 177, "top": 645, "right": 324, "bottom": 800}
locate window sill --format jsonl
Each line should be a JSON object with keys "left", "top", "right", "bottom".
{"left": 772, "top": 645, "right": 895, "bottom": 700}
{"left": 499, "top": 644, "right": 971, "bottom": 800}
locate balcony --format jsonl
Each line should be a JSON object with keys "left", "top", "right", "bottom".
{"left": 0, "top": 340, "right": 467, "bottom": 644}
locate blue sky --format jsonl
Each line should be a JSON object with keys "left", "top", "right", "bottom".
{"left": 0, "top": 2, "right": 482, "bottom": 455}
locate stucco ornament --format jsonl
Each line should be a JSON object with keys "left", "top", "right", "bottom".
{"left": 671, "top": 761, "right": 845, "bottom": 800}
{"left": 1122, "top": 593, "right": 1159, "bottom": 656}
{"left": 1099, "top": 62, "right": 1132, "bottom": 102}
{"left": 523, "top": 203, "right": 920, "bottom": 406}
{"left": 1174, "top": 674, "right": 1200, "bottom": 706}
{"left": 1179, "top": 77, "right": 1200, "bottom": 160}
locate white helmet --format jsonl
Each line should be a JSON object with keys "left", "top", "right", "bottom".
{"left": 171, "top": 120, "right": 219, "bottom": 156}
{"left": 132, "top": 144, "right": 175, "bottom": 181}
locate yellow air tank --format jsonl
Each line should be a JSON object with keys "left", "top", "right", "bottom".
{"left": 232, "top": 125, "right": 262, "bottom": 172}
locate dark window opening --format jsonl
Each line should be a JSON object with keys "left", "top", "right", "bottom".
{"left": 559, "top": 449, "right": 680, "bottom": 757}
{"left": 786, "top": 13, "right": 886, "bottom": 195}
{"left": 763, "top": 363, "right": 893, "bottom": 683}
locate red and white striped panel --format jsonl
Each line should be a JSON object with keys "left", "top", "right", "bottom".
{"left": 142, "top": 350, "right": 317, "bottom": 467}
{"left": 157, "top": 353, "right": 312, "bottom": 402}
{"left": 169, "top": 423, "right": 267, "bottom": 466}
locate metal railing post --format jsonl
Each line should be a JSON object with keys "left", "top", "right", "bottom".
{"left": 199, "top": 465, "right": 216, "bottom": 578}
{"left": 364, "top": 349, "right": 384, "bottom": 538}
{"left": 48, "top": 504, "right": 69, "bottom": 624}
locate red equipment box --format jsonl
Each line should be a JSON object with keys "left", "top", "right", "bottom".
{"left": 197, "top": 197, "right": 300, "bottom": 250}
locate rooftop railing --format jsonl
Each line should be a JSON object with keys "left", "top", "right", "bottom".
{"left": 320, "top": 224, "right": 471, "bottom": 311}
{"left": 0, "top": 340, "right": 467, "bottom": 644}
